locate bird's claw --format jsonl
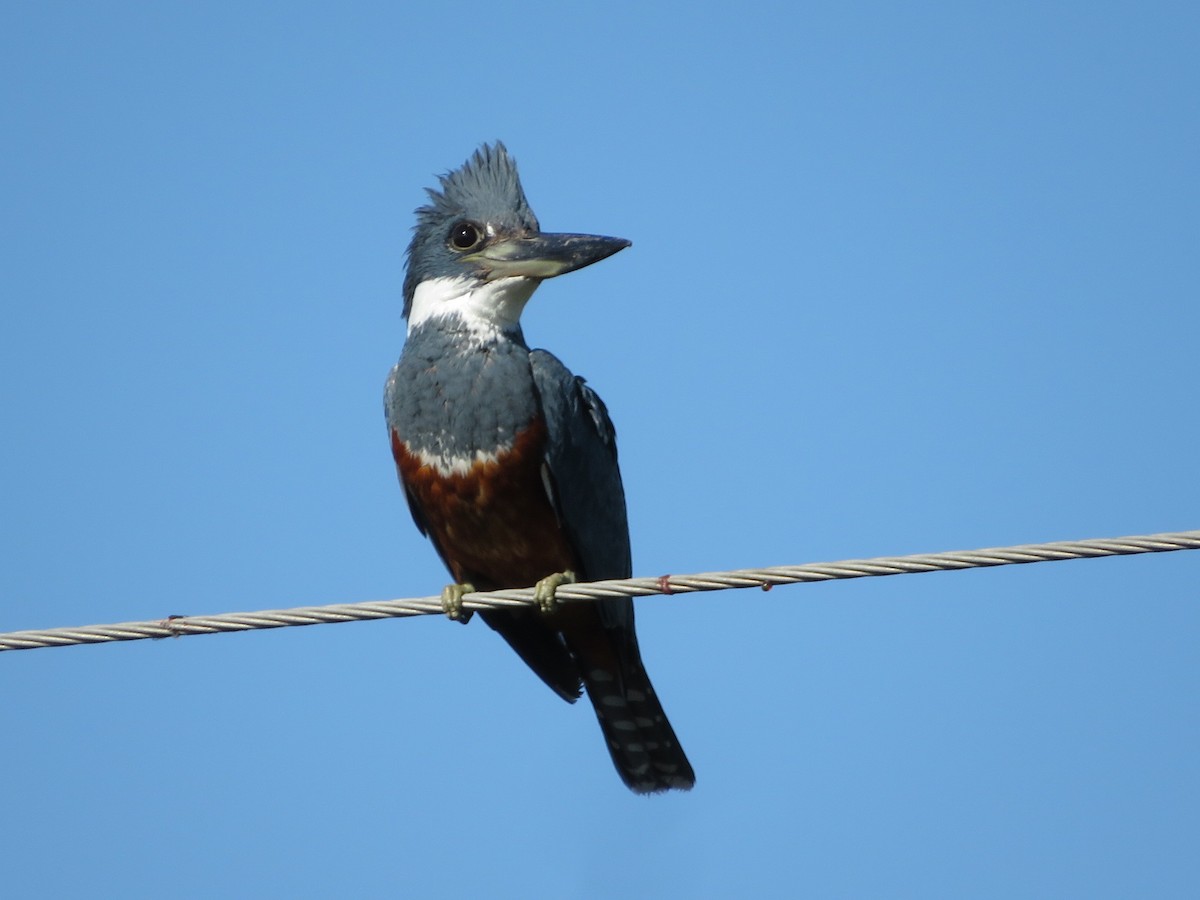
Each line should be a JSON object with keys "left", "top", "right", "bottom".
{"left": 440, "top": 583, "right": 475, "bottom": 623}
{"left": 534, "top": 570, "right": 575, "bottom": 614}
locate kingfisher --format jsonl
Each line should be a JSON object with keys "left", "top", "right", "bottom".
{"left": 384, "top": 143, "right": 694, "bottom": 793}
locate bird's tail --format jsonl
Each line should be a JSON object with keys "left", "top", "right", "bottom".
{"left": 570, "top": 620, "right": 695, "bottom": 794}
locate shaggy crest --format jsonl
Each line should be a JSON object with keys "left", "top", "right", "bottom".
{"left": 403, "top": 142, "right": 540, "bottom": 314}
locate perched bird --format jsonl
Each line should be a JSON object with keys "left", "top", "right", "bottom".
{"left": 385, "top": 143, "right": 694, "bottom": 793}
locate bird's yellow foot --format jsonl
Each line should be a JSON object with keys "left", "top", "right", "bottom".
{"left": 534, "top": 570, "right": 576, "bottom": 614}
{"left": 440, "top": 582, "right": 475, "bottom": 623}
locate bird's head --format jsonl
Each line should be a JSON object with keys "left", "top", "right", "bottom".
{"left": 402, "top": 142, "right": 630, "bottom": 334}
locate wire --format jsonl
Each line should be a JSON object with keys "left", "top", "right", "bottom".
{"left": 2, "top": 529, "right": 1197, "bottom": 652}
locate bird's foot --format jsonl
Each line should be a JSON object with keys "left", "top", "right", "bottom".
{"left": 440, "top": 582, "right": 475, "bottom": 623}
{"left": 533, "top": 570, "right": 575, "bottom": 615}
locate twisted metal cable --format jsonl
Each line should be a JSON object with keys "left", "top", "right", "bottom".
{"left": 2, "top": 529, "right": 1197, "bottom": 652}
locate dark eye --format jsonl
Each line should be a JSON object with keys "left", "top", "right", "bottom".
{"left": 449, "top": 222, "right": 482, "bottom": 251}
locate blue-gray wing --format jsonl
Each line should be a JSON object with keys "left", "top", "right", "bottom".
{"left": 530, "top": 350, "right": 632, "bottom": 627}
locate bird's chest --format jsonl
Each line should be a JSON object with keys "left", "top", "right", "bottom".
{"left": 387, "top": 344, "right": 576, "bottom": 587}
{"left": 386, "top": 336, "right": 539, "bottom": 464}
{"left": 391, "top": 418, "right": 574, "bottom": 588}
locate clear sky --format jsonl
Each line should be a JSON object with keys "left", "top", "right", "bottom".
{"left": 3, "top": 3, "right": 1198, "bottom": 897}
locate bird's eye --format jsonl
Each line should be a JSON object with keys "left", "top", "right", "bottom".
{"left": 449, "top": 222, "right": 482, "bottom": 251}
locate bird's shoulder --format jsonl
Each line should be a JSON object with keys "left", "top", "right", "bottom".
{"left": 528, "top": 349, "right": 617, "bottom": 452}
{"left": 528, "top": 348, "right": 630, "bottom": 583}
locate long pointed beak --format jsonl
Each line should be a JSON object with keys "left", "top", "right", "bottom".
{"left": 472, "top": 232, "right": 631, "bottom": 280}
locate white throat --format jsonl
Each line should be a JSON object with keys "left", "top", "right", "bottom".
{"left": 407, "top": 275, "right": 539, "bottom": 338}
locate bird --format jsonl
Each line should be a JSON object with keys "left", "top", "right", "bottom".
{"left": 384, "top": 142, "right": 695, "bottom": 793}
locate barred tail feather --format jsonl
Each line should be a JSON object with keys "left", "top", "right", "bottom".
{"left": 581, "top": 656, "right": 695, "bottom": 794}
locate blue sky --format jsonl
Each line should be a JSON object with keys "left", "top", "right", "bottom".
{"left": 3, "top": 2, "right": 1197, "bottom": 897}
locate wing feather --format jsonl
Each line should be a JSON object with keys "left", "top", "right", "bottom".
{"left": 530, "top": 350, "right": 632, "bottom": 633}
